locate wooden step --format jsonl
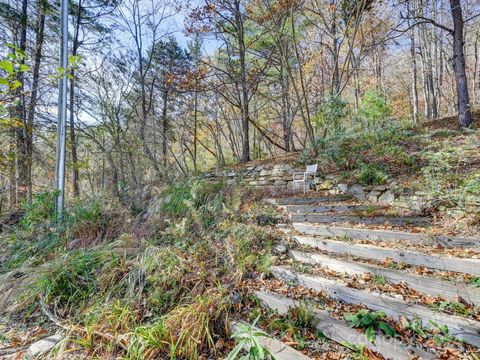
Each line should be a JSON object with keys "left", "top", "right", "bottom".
{"left": 271, "top": 266, "right": 480, "bottom": 348}
{"left": 284, "top": 204, "right": 379, "bottom": 214}
{"left": 255, "top": 291, "right": 435, "bottom": 360}
{"left": 274, "top": 195, "right": 352, "bottom": 205}
{"left": 289, "top": 249, "right": 480, "bottom": 304}
{"left": 230, "top": 321, "right": 312, "bottom": 360}
{"left": 292, "top": 223, "right": 480, "bottom": 249}
{"left": 290, "top": 214, "right": 429, "bottom": 226}
{"left": 295, "top": 235, "right": 480, "bottom": 275}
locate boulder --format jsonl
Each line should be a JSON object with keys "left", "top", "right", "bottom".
{"left": 337, "top": 183, "right": 348, "bottom": 194}
{"left": 367, "top": 190, "right": 381, "bottom": 202}
{"left": 348, "top": 184, "right": 366, "bottom": 200}
{"left": 378, "top": 190, "right": 395, "bottom": 205}
{"left": 289, "top": 181, "right": 304, "bottom": 192}
{"left": 274, "top": 244, "right": 288, "bottom": 254}
{"left": 317, "top": 180, "right": 334, "bottom": 190}
{"left": 27, "top": 334, "right": 63, "bottom": 357}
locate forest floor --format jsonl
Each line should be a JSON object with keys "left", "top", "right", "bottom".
{"left": 0, "top": 117, "right": 479, "bottom": 359}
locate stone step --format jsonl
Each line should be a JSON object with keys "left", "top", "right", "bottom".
{"left": 288, "top": 249, "right": 480, "bottom": 304}
{"left": 271, "top": 266, "right": 480, "bottom": 348}
{"left": 290, "top": 214, "right": 429, "bottom": 226}
{"left": 283, "top": 204, "right": 381, "bottom": 214}
{"left": 230, "top": 321, "right": 312, "bottom": 360}
{"left": 273, "top": 195, "right": 352, "bottom": 205}
{"left": 255, "top": 291, "right": 435, "bottom": 360}
{"left": 295, "top": 235, "right": 480, "bottom": 275}
{"left": 292, "top": 223, "right": 480, "bottom": 249}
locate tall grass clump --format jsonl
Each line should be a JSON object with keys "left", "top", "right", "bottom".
{"left": 19, "top": 191, "right": 56, "bottom": 232}
{"left": 0, "top": 194, "right": 126, "bottom": 273}
{"left": 2, "top": 179, "right": 277, "bottom": 359}
{"left": 35, "top": 250, "right": 119, "bottom": 312}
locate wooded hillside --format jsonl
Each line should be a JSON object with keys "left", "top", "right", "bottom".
{"left": 1, "top": 0, "right": 479, "bottom": 211}
{"left": 1, "top": 1, "right": 480, "bottom": 359}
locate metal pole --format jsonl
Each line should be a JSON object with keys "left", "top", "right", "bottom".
{"left": 55, "top": 0, "right": 68, "bottom": 223}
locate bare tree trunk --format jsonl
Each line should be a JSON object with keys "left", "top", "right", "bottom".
{"left": 450, "top": 0, "right": 472, "bottom": 128}
{"left": 410, "top": 19, "right": 419, "bottom": 122}
{"left": 234, "top": 0, "right": 250, "bottom": 162}
{"left": 473, "top": 34, "right": 479, "bottom": 106}
{"left": 8, "top": 133, "right": 16, "bottom": 208}
{"left": 290, "top": 5, "right": 315, "bottom": 150}
{"left": 25, "top": 0, "right": 46, "bottom": 201}
{"left": 69, "top": 0, "right": 82, "bottom": 198}
{"left": 193, "top": 82, "right": 198, "bottom": 171}
{"left": 330, "top": 0, "right": 340, "bottom": 95}
{"left": 13, "top": 0, "right": 29, "bottom": 204}
{"left": 161, "top": 89, "right": 168, "bottom": 169}
{"left": 280, "top": 63, "right": 292, "bottom": 151}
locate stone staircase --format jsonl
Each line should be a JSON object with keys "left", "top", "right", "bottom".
{"left": 249, "top": 194, "right": 480, "bottom": 359}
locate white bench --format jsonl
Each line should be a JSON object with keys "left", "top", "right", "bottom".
{"left": 292, "top": 164, "right": 318, "bottom": 194}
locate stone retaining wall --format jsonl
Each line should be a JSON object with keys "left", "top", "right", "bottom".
{"left": 205, "top": 163, "right": 480, "bottom": 213}
{"left": 205, "top": 164, "right": 303, "bottom": 192}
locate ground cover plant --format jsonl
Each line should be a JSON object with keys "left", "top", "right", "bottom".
{"left": 0, "top": 180, "right": 277, "bottom": 359}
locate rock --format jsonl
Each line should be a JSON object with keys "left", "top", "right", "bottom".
{"left": 373, "top": 185, "right": 388, "bottom": 191}
{"left": 289, "top": 181, "right": 304, "bottom": 192}
{"left": 275, "top": 244, "right": 287, "bottom": 254}
{"left": 367, "top": 190, "right": 381, "bottom": 202}
{"left": 271, "top": 170, "right": 285, "bottom": 176}
{"left": 273, "top": 180, "right": 287, "bottom": 186}
{"left": 337, "top": 183, "right": 348, "bottom": 194}
{"left": 325, "top": 174, "right": 336, "bottom": 180}
{"left": 378, "top": 190, "right": 395, "bottom": 205}
{"left": 28, "top": 335, "right": 63, "bottom": 357}
{"left": 387, "top": 180, "right": 398, "bottom": 188}
{"left": 348, "top": 185, "right": 366, "bottom": 200}
{"left": 394, "top": 199, "right": 409, "bottom": 209}
{"left": 317, "top": 180, "right": 334, "bottom": 190}
{"left": 272, "top": 164, "right": 292, "bottom": 172}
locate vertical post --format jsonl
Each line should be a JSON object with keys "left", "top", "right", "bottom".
{"left": 55, "top": 0, "right": 68, "bottom": 223}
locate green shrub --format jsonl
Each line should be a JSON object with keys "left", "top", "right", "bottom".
{"left": 374, "top": 144, "right": 413, "bottom": 166}
{"left": 315, "top": 93, "right": 348, "bottom": 131}
{"left": 356, "top": 163, "right": 388, "bottom": 185}
{"left": 67, "top": 199, "right": 103, "bottom": 225}
{"left": 161, "top": 179, "right": 224, "bottom": 229}
{"left": 358, "top": 90, "right": 392, "bottom": 126}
